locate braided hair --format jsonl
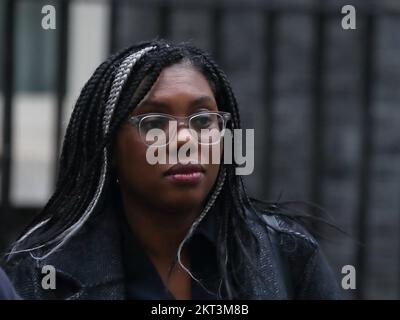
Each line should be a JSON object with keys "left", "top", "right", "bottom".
{"left": 8, "top": 39, "right": 275, "bottom": 299}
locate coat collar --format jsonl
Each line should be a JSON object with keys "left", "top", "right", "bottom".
{"left": 31, "top": 203, "right": 285, "bottom": 299}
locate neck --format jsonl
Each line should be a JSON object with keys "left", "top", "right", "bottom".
{"left": 119, "top": 188, "right": 201, "bottom": 263}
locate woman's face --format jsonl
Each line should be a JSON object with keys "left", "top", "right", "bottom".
{"left": 114, "top": 62, "right": 221, "bottom": 214}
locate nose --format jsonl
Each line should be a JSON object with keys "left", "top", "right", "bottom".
{"left": 168, "top": 120, "right": 199, "bottom": 163}
{"left": 176, "top": 126, "right": 194, "bottom": 148}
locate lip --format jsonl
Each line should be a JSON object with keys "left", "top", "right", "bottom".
{"left": 164, "top": 164, "right": 205, "bottom": 184}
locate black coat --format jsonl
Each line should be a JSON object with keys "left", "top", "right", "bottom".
{"left": 2, "top": 205, "right": 342, "bottom": 300}
{"left": 0, "top": 267, "right": 20, "bottom": 300}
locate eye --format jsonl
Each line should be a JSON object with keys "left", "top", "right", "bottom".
{"left": 190, "top": 113, "right": 215, "bottom": 130}
{"left": 140, "top": 116, "right": 169, "bottom": 132}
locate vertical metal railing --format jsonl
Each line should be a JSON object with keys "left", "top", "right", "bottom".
{"left": 53, "top": 0, "right": 70, "bottom": 185}
{"left": 310, "top": 3, "right": 326, "bottom": 218}
{"left": 355, "top": 12, "right": 375, "bottom": 300}
{"left": 210, "top": 5, "right": 223, "bottom": 63}
{"left": 1, "top": 0, "right": 16, "bottom": 220}
{"left": 109, "top": 0, "right": 118, "bottom": 54}
{"left": 158, "top": 3, "right": 171, "bottom": 40}
{"left": 262, "top": 10, "right": 277, "bottom": 198}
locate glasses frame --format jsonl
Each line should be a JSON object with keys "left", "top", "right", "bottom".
{"left": 127, "top": 111, "right": 232, "bottom": 146}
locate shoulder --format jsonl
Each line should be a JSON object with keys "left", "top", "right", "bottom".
{"left": 247, "top": 205, "right": 319, "bottom": 257}
{"left": 265, "top": 213, "right": 320, "bottom": 274}
{"left": 270, "top": 213, "right": 318, "bottom": 253}
{"left": 1, "top": 205, "right": 125, "bottom": 300}
{"left": 245, "top": 205, "right": 321, "bottom": 278}
{"left": 247, "top": 206, "right": 341, "bottom": 299}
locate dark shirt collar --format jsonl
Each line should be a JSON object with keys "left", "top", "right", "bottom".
{"left": 119, "top": 209, "right": 221, "bottom": 300}
{"left": 192, "top": 209, "right": 218, "bottom": 244}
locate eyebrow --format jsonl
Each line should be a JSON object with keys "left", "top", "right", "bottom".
{"left": 137, "top": 95, "right": 216, "bottom": 112}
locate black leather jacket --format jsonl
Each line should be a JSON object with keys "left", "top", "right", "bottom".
{"left": 2, "top": 205, "right": 341, "bottom": 300}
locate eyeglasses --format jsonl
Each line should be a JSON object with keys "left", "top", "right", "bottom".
{"left": 128, "top": 111, "right": 231, "bottom": 147}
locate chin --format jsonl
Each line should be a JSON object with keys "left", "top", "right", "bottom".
{"left": 162, "top": 193, "right": 205, "bottom": 213}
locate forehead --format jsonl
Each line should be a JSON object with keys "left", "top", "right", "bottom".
{"left": 143, "top": 62, "right": 215, "bottom": 102}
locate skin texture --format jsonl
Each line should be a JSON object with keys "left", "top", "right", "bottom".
{"left": 113, "top": 62, "right": 221, "bottom": 299}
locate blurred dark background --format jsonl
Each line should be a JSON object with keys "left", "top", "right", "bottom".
{"left": 1, "top": 0, "right": 400, "bottom": 299}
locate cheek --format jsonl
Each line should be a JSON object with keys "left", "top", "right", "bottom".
{"left": 115, "top": 132, "right": 153, "bottom": 182}
{"left": 202, "top": 143, "right": 223, "bottom": 194}
{"left": 114, "top": 129, "right": 222, "bottom": 210}
{"left": 199, "top": 141, "right": 224, "bottom": 165}
{"left": 208, "top": 163, "right": 220, "bottom": 180}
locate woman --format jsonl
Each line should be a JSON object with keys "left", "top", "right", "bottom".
{"left": 2, "top": 40, "right": 340, "bottom": 299}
